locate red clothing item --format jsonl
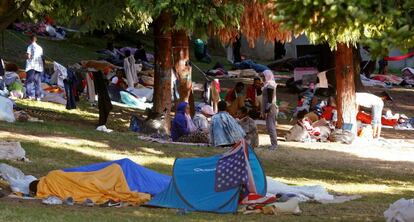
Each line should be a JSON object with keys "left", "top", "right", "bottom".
{"left": 299, "top": 118, "right": 320, "bottom": 136}
{"left": 356, "top": 111, "right": 398, "bottom": 126}
{"left": 246, "top": 85, "right": 256, "bottom": 104}
{"left": 225, "top": 89, "right": 237, "bottom": 102}
{"left": 321, "top": 106, "right": 334, "bottom": 120}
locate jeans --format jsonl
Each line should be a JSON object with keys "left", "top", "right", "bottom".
{"left": 266, "top": 104, "right": 278, "bottom": 149}
{"left": 64, "top": 80, "right": 76, "bottom": 110}
{"left": 25, "top": 69, "right": 41, "bottom": 98}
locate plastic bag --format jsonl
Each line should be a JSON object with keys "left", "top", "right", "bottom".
{"left": 384, "top": 198, "right": 414, "bottom": 222}
{"left": 0, "top": 163, "right": 37, "bottom": 194}
{"left": 329, "top": 129, "right": 355, "bottom": 144}
{"left": 0, "top": 96, "right": 15, "bottom": 122}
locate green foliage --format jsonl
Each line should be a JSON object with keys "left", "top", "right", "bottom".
{"left": 274, "top": 0, "right": 414, "bottom": 56}
{"left": 29, "top": 0, "right": 152, "bottom": 33}
{"left": 27, "top": 0, "right": 244, "bottom": 39}
{"left": 128, "top": 0, "right": 244, "bottom": 38}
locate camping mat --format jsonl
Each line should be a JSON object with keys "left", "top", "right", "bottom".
{"left": 137, "top": 135, "right": 210, "bottom": 147}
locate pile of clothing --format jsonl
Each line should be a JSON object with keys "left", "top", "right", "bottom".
{"left": 14, "top": 21, "right": 66, "bottom": 40}
{"left": 361, "top": 68, "right": 414, "bottom": 88}
{"left": 401, "top": 67, "right": 414, "bottom": 86}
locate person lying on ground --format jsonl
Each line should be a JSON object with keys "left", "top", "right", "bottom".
{"left": 355, "top": 91, "right": 393, "bottom": 139}
{"left": 171, "top": 102, "right": 209, "bottom": 143}
{"left": 237, "top": 107, "right": 258, "bottom": 148}
{"left": 97, "top": 42, "right": 124, "bottom": 67}
{"left": 225, "top": 82, "right": 245, "bottom": 116}
{"left": 210, "top": 101, "right": 245, "bottom": 147}
{"left": 193, "top": 104, "right": 215, "bottom": 132}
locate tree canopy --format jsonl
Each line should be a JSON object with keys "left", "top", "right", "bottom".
{"left": 274, "top": 0, "right": 414, "bottom": 56}
{"left": 27, "top": 0, "right": 151, "bottom": 33}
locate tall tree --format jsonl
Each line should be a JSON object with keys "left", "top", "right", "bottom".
{"left": 130, "top": 0, "right": 245, "bottom": 115}
{"left": 275, "top": 0, "right": 414, "bottom": 133}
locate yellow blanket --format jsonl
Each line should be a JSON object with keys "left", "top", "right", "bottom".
{"left": 37, "top": 164, "right": 150, "bottom": 204}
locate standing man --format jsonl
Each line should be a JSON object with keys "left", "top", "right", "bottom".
{"left": 25, "top": 35, "right": 44, "bottom": 100}
{"left": 356, "top": 92, "right": 392, "bottom": 139}
{"left": 261, "top": 70, "right": 278, "bottom": 150}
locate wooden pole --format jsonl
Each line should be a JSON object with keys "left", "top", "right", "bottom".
{"left": 335, "top": 43, "right": 357, "bottom": 134}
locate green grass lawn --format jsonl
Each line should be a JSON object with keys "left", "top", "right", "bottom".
{"left": 1, "top": 29, "right": 413, "bottom": 222}
{"left": 0, "top": 99, "right": 413, "bottom": 222}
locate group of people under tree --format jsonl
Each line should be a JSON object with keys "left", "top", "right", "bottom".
{"left": 171, "top": 69, "right": 278, "bottom": 150}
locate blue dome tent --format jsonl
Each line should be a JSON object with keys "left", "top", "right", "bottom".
{"left": 147, "top": 141, "right": 266, "bottom": 213}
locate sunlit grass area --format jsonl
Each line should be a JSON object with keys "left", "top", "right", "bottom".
{"left": 0, "top": 30, "right": 413, "bottom": 221}
{"left": 0, "top": 99, "right": 414, "bottom": 222}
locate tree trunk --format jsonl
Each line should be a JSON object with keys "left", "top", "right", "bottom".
{"left": 335, "top": 43, "right": 357, "bottom": 134}
{"left": 0, "top": 0, "right": 32, "bottom": 32}
{"left": 172, "top": 30, "right": 194, "bottom": 115}
{"left": 153, "top": 11, "right": 172, "bottom": 127}
{"left": 353, "top": 46, "right": 365, "bottom": 91}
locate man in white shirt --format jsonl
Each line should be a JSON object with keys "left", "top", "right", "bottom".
{"left": 355, "top": 92, "right": 392, "bottom": 138}
{"left": 25, "top": 35, "right": 44, "bottom": 100}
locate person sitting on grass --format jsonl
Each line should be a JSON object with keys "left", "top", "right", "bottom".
{"left": 238, "top": 107, "right": 258, "bottom": 148}
{"left": 193, "top": 104, "right": 215, "bottom": 132}
{"left": 225, "top": 82, "right": 245, "bottom": 116}
{"left": 210, "top": 101, "right": 245, "bottom": 147}
{"left": 246, "top": 77, "right": 263, "bottom": 110}
{"left": 171, "top": 102, "right": 209, "bottom": 143}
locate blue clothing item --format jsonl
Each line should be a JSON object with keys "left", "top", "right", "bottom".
{"left": 120, "top": 91, "right": 152, "bottom": 110}
{"left": 171, "top": 102, "right": 190, "bottom": 141}
{"left": 0, "top": 89, "right": 7, "bottom": 97}
{"left": 0, "top": 77, "right": 8, "bottom": 97}
{"left": 234, "top": 60, "right": 270, "bottom": 73}
{"left": 410, "top": 118, "right": 414, "bottom": 126}
{"left": 210, "top": 111, "right": 246, "bottom": 147}
{"left": 25, "top": 69, "right": 42, "bottom": 98}
{"left": 41, "top": 72, "right": 52, "bottom": 85}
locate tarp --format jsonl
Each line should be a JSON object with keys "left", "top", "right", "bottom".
{"left": 147, "top": 142, "right": 266, "bottom": 213}
{"left": 37, "top": 164, "right": 151, "bottom": 204}
{"left": 63, "top": 158, "right": 171, "bottom": 196}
